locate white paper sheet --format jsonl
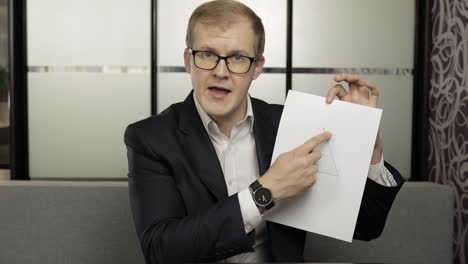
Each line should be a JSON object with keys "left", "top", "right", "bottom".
{"left": 263, "top": 90, "right": 382, "bottom": 242}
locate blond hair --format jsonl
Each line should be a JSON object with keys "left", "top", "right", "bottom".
{"left": 185, "top": 0, "right": 265, "bottom": 57}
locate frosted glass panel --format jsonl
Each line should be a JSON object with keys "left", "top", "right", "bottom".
{"left": 27, "top": 0, "right": 150, "bottom": 66}
{"left": 28, "top": 73, "right": 151, "bottom": 179}
{"left": 293, "top": 74, "right": 413, "bottom": 178}
{"left": 158, "top": 0, "right": 286, "bottom": 67}
{"left": 249, "top": 74, "right": 286, "bottom": 105}
{"left": 157, "top": 73, "right": 193, "bottom": 113}
{"left": 157, "top": 72, "right": 285, "bottom": 113}
{"left": 293, "top": 0, "right": 414, "bottom": 68}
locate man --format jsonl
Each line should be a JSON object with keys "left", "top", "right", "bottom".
{"left": 124, "top": 1, "right": 404, "bottom": 263}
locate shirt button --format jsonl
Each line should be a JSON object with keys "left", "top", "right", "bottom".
{"left": 246, "top": 224, "right": 252, "bottom": 231}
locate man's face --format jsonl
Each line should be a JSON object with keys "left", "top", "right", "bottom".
{"left": 184, "top": 18, "right": 264, "bottom": 123}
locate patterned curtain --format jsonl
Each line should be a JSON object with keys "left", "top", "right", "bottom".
{"left": 428, "top": 0, "right": 468, "bottom": 263}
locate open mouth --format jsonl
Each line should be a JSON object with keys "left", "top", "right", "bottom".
{"left": 208, "top": 86, "right": 231, "bottom": 96}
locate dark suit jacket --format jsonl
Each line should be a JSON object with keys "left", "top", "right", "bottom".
{"left": 124, "top": 92, "right": 404, "bottom": 264}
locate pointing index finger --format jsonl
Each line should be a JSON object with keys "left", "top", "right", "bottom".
{"left": 299, "top": 131, "right": 332, "bottom": 154}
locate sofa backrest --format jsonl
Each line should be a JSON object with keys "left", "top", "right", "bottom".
{"left": 0, "top": 181, "right": 144, "bottom": 264}
{"left": 304, "top": 182, "right": 454, "bottom": 264}
{"left": 0, "top": 181, "right": 453, "bottom": 264}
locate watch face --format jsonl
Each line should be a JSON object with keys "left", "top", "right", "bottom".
{"left": 254, "top": 187, "right": 272, "bottom": 206}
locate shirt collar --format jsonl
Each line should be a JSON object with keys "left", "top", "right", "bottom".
{"left": 193, "top": 92, "right": 255, "bottom": 134}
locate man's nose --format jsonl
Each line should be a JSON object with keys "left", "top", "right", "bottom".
{"left": 213, "top": 58, "right": 230, "bottom": 78}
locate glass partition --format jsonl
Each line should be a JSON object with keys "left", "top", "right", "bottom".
{"left": 292, "top": 0, "right": 415, "bottom": 178}
{"left": 27, "top": 0, "right": 151, "bottom": 179}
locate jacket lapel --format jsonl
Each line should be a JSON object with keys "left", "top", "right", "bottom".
{"left": 251, "top": 99, "right": 280, "bottom": 176}
{"left": 178, "top": 93, "right": 228, "bottom": 201}
{"left": 176, "top": 94, "right": 279, "bottom": 202}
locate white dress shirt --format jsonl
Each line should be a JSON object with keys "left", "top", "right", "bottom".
{"left": 193, "top": 94, "right": 396, "bottom": 263}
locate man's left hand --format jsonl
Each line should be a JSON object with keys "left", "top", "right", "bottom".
{"left": 326, "top": 74, "right": 382, "bottom": 165}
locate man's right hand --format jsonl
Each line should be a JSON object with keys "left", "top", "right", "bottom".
{"left": 258, "top": 131, "right": 332, "bottom": 201}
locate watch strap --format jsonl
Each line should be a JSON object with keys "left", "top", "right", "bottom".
{"left": 265, "top": 200, "right": 275, "bottom": 210}
{"left": 250, "top": 179, "right": 262, "bottom": 192}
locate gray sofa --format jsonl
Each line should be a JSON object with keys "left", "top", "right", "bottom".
{"left": 0, "top": 181, "right": 453, "bottom": 264}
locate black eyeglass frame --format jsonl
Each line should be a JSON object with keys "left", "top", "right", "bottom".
{"left": 189, "top": 48, "right": 257, "bottom": 74}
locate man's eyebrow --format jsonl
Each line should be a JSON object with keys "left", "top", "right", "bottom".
{"left": 195, "top": 46, "right": 252, "bottom": 56}
{"left": 228, "top": 49, "right": 252, "bottom": 56}
{"left": 195, "top": 46, "right": 215, "bottom": 52}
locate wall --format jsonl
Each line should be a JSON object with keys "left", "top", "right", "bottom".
{"left": 25, "top": 0, "right": 415, "bottom": 180}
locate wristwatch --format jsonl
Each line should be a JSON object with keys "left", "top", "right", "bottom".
{"left": 249, "top": 180, "right": 275, "bottom": 214}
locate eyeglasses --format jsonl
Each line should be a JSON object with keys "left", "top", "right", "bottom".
{"left": 189, "top": 48, "right": 256, "bottom": 74}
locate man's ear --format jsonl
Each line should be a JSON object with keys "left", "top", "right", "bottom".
{"left": 184, "top": 48, "right": 192, "bottom": 73}
{"left": 252, "top": 56, "right": 265, "bottom": 80}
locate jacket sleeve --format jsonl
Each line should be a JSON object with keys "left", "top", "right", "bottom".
{"left": 124, "top": 124, "right": 255, "bottom": 264}
{"left": 353, "top": 161, "right": 405, "bottom": 241}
